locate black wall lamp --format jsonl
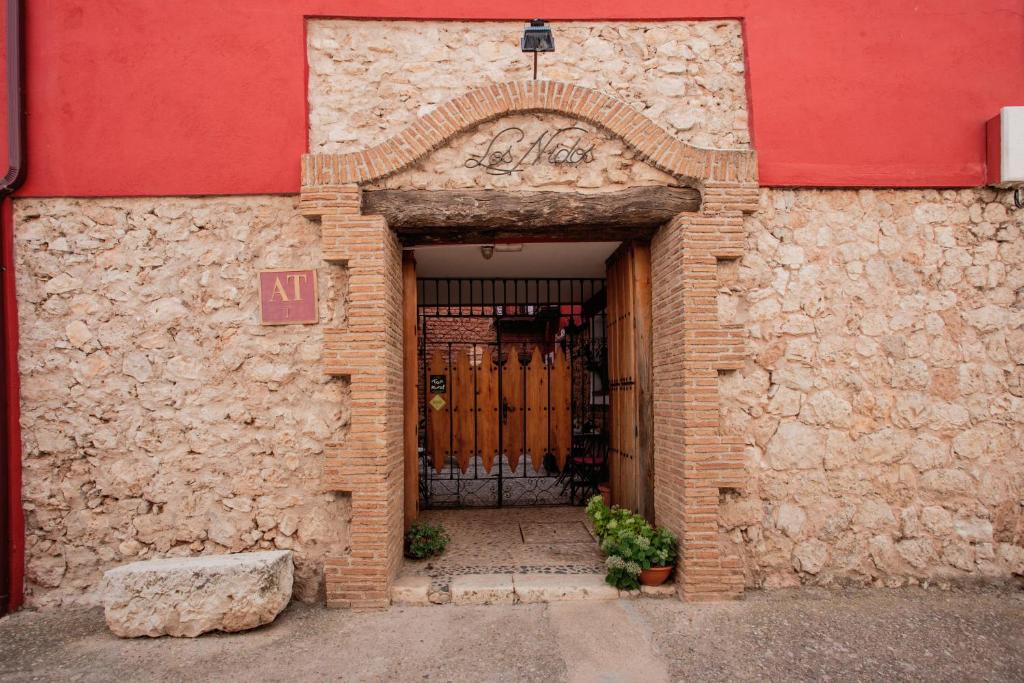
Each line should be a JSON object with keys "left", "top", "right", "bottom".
{"left": 521, "top": 19, "right": 554, "bottom": 80}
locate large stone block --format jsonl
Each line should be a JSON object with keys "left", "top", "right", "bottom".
{"left": 450, "top": 574, "right": 516, "bottom": 605}
{"left": 102, "top": 550, "right": 293, "bottom": 638}
{"left": 513, "top": 574, "right": 619, "bottom": 603}
{"left": 391, "top": 575, "right": 431, "bottom": 606}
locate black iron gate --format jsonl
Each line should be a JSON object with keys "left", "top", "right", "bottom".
{"left": 418, "top": 278, "right": 607, "bottom": 508}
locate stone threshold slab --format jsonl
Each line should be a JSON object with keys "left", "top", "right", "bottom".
{"left": 391, "top": 573, "right": 678, "bottom": 606}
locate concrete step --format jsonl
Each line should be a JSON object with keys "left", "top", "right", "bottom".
{"left": 391, "top": 572, "right": 678, "bottom": 606}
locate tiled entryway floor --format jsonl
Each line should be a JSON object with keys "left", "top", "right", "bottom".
{"left": 400, "top": 506, "right": 605, "bottom": 597}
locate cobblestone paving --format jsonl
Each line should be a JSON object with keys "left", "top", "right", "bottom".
{"left": 402, "top": 507, "right": 605, "bottom": 594}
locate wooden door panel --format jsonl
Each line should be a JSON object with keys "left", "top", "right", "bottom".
{"left": 606, "top": 256, "right": 617, "bottom": 500}
{"left": 605, "top": 242, "right": 653, "bottom": 518}
{"left": 633, "top": 243, "right": 655, "bottom": 519}
{"left": 549, "top": 346, "right": 571, "bottom": 470}
{"left": 402, "top": 252, "right": 418, "bottom": 529}
{"left": 525, "top": 346, "right": 548, "bottom": 472}
{"left": 476, "top": 347, "right": 500, "bottom": 473}
{"left": 425, "top": 349, "right": 450, "bottom": 473}
{"left": 502, "top": 346, "right": 525, "bottom": 472}
{"left": 607, "top": 252, "right": 625, "bottom": 504}
{"left": 452, "top": 350, "right": 475, "bottom": 473}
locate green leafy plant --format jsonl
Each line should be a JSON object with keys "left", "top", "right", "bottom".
{"left": 586, "top": 495, "right": 614, "bottom": 537}
{"left": 586, "top": 495, "right": 678, "bottom": 590}
{"left": 602, "top": 526, "right": 678, "bottom": 570}
{"left": 404, "top": 522, "right": 450, "bottom": 559}
{"left": 586, "top": 495, "right": 648, "bottom": 541}
{"left": 600, "top": 527, "right": 678, "bottom": 590}
{"left": 646, "top": 527, "right": 679, "bottom": 567}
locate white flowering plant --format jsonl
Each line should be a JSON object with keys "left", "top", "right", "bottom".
{"left": 587, "top": 496, "right": 678, "bottom": 590}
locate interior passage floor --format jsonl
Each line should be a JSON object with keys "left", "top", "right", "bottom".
{"left": 402, "top": 506, "right": 605, "bottom": 594}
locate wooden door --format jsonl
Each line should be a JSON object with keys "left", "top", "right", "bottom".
{"left": 419, "top": 336, "right": 571, "bottom": 505}
{"left": 402, "top": 252, "right": 418, "bottom": 530}
{"left": 605, "top": 241, "right": 654, "bottom": 520}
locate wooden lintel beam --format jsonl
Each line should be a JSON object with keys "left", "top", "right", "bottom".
{"left": 362, "top": 186, "right": 700, "bottom": 234}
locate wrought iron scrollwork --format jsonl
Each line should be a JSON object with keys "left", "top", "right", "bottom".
{"left": 464, "top": 125, "right": 596, "bottom": 176}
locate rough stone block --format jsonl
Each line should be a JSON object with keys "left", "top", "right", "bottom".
{"left": 513, "top": 574, "right": 619, "bottom": 603}
{"left": 102, "top": 550, "right": 293, "bottom": 638}
{"left": 640, "top": 583, "right": 678, "bottom": 599}
{"left": 428, "top": 590, "right": 451, "bottom": 605}
{"left": 391, "top": 575, "right": 431, "bottom": 606}
{"left": 449, "top": 574, "right": 516, "bottom": 605}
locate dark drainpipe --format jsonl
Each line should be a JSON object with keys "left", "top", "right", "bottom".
{"left": 1, "top": 0, "right": 26, "bottom": 616}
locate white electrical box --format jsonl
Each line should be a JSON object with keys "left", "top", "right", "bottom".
{"left": 987, "top": 106, "right": 1024, "bottom": 186}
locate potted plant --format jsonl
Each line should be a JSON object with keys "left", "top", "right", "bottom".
{"left": 404, "top": 521, "right": 450, "bottom": 560}
{"left": 586, "top": 495, "right": 679, "bottom": 589}
{"left": 636, "top": 527, "right": 677, "bottom": 587}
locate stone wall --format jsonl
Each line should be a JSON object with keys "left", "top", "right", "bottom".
{"left": 719, "top": 187, "right": 1024, "bottom": 588}
{"left": 15, "top": 188, "right": 1024, "bottom": 606}
{"left": 307, "top": 19, "right": 750, "bottom": 155}
{"left": 15, "top": 196, "right": 350, "bottom": 607}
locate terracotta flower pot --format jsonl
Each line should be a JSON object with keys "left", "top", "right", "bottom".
{"left": 597, "top": 483, "right": 611, "bottom": 506}
{"left": 639, "top": 565, "right": 673, "bottom": 587}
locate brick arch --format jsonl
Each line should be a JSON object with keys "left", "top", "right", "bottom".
{"left": 301, "top": 79, "right": 757, "bottom": 189}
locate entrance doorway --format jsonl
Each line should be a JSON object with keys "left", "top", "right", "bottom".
{"left": 399, "top": 240, "right": 654, "bottom": 602}
{"left": 418, "top": 276, "right": 606, "bottom": 508}
{"left": 300, "top": 78, "right": 758, "bottom": 607}
{"left": 409, "top": 242, "right": 653, "bottom": 515}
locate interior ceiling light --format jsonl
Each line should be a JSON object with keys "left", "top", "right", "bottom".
{"left": 494, "top": 244, "right": 524, "bottom": 252}
{"left": 521, "top": 19, "right": 554, "bottom": 80}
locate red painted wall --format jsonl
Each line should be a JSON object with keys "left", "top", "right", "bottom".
{"left": 7, "top": 1, "right": 1024, "bottom": 196}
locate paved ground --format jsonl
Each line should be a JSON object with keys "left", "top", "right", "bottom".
{"left": 1, "top": 587, "right": 1022, "bottom": 682}
{"left": 403, "top": 507, "right": 605, "bottom": 597}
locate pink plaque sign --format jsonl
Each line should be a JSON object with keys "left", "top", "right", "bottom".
{"left": 258, "top": 269, "right": 318, "bottom": 325}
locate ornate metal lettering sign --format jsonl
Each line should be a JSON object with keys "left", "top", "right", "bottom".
{"left": 464, "top": 125, "right": 596, "bottom": 175}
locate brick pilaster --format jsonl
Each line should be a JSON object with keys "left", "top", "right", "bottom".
{"left": 306, "top": 184, "right": 405, "bottom": 609}
{"left": 652, "top": 181, "right": 757, "bottom": 601}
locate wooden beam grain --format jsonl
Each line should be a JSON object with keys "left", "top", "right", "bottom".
{"left": 362, "top": 186, "right": 700, "bottom": 234}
